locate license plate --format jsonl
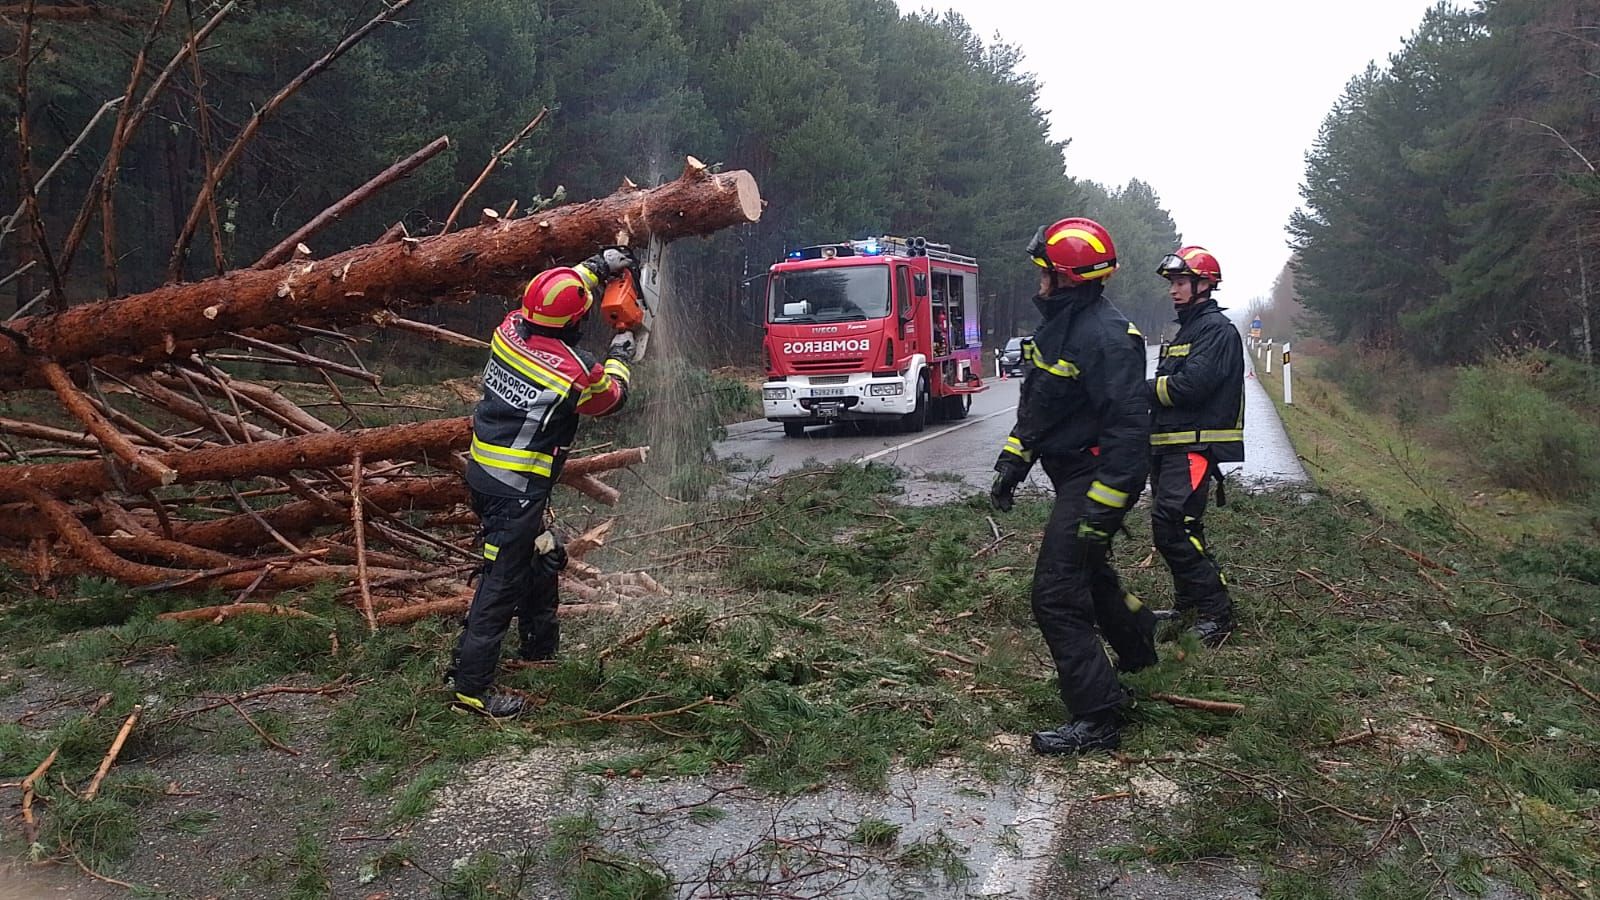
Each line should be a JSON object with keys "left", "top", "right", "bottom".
{"left": 811, "top": 387, "right": 847, "bottom": 397}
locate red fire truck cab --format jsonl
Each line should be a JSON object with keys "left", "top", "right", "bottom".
{"left": 761, "top": 236, "right": 987, "bottom": 437}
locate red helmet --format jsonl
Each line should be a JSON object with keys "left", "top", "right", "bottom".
{"left": 1028, "top": 217, "right": 1117, "bottom": 284}
{"left": 520, "top": 266, "right": 600, "bottom": 328}
{"left": 1157, "top": 246, "right": 1222, "bottom": 286}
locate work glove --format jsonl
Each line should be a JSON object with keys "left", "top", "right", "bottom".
{"left": 990, "top": 454, "right": 1031, "bottom": 512}
{"left": 533, "top": 530, "right": 568, "bottom": 577}
{"left": 1077, "top": 507, "right": 1125, "bottom": 560}
{"left": 583, "top": 246, "right": 635, "bottom": 276}
{"left": 607, "top": 331, "right": 637, "bottom": 364}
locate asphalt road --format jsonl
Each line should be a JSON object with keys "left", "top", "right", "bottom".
{"left": 714, "top": 341, "right": 1309, "bottom": 505}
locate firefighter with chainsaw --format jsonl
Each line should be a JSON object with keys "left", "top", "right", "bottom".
{"left": 447, "top": 248, "right": 640, "bottom": 718}
{"left": 990, "top": 217, "right": 1157, "bottom": 754}
{"left": 1149, "top": 246, "right": 1244, "bottom": 647}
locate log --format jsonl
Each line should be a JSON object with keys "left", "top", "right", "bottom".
{"left": 0, "top": 415, "right": 96, "bottom": 446}
{"left": 20, "top": 488, "right": 382, "bottom": 589}
{"left": 0, "top": 163, "right": 762, "bottom": 387}
{"left": 168, "top": 475, "right": 466, "bottom": 550}
{"left": 0, "top": 417, "right": 470, "bottom": 501}
{"left": 568, "top": 474, "right": 620, "bottom": 506}
{"left": 254, "top": 136, "right": 449, "bottom": 269}
{"left": 37, "top": 359, "right": 178, "bottom": 485}
{"left": 0, "top": 445, "right": 649, "bottom": 549}
{"left": 369, "top": 310, "right": 486, "bottom": 349}
{"left": 158, "top": 603, "right": 322, "bottom": 624}
{"left": 373, "top": 591, "right": 617, "bottom": 626}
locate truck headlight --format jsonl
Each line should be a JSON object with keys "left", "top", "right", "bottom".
{"left": 762, "top": 387, "right": 788, "bottom": 400}
{"left": 869, "top": 383, "right": 903, "bottom": 396}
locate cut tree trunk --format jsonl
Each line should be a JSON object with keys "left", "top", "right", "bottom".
{"left": 0, "top": 161, "right": 761, "bottom": 388}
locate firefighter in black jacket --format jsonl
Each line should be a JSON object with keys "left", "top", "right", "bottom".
{"left": 448, "top": 248, "right": 638, "bottom": 718}
{"left": 1150, "top": 247, "right": 1244, "bottom": 646}
{"left": 991, "top": 217, "right": 1157, "bottom": 755}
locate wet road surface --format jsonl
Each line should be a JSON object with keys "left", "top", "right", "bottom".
{"left": 715, "top": 338, "right": 1309, "bottom": 505}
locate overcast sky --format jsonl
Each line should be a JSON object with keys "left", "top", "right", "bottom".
{"left": 896, "top": 0, "right": 1445, "bottom": 303}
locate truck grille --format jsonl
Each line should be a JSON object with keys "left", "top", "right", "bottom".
{"left": 793, "top": 358, "right": 864, "bottom": 372}
{"left": 807, "top": 375, "right": 849, "bottom": 385}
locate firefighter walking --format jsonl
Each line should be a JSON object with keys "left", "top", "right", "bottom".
{"left": 1149, "top": 247, "right": 1244, "bottom": 646}
{"left": 990, "top": 217, "right": 1157, "bottom": 755}
{"left": 448, "top": 248, "right": 639, "bottom": 718}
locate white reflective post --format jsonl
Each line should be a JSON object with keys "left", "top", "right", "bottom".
{"left": 1282, "top": 342, "right": 1293, "bottom": 406}
{"left": 1265, "top": 341, "right": 1272, "bottom": 375}
{"left": 994, "top": 349, "right": 1001, "bottom": 379}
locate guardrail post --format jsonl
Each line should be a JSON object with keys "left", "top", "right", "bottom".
{"left": 1282, "top": 342, "right": 1293, "bottom": 405}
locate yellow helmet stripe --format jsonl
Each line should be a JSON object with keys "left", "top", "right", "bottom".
{"left": 1047, "top": 228, "right": 1107, "bottom": 254}
{"left": 539, "top": 276, "right": 584, "bottom": 309}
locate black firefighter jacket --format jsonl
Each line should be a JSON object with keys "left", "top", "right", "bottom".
{"left": 1150, "top": 298, "right": 1245, "bottom": 462}
{"left": 465, "top": 312, "right": 631, "bottom": 501}
{"left": 1000, "top": 284, "right": 1151, "bottom": 515}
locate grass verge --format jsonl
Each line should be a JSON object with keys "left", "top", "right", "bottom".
{"left": 0, "top": 462, "right": 1596, "bottom": 896}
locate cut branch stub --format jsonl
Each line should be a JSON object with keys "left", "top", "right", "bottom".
{"left": 0, "top": 163, "right": 758, "bottom": 388}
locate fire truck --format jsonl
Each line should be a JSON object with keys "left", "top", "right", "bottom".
{"left": 761, "top": 236, "right": 986, "bottom": 436}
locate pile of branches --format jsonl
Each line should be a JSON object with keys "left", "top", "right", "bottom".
{"left": 0, "top": 2, "right": 761, "bottom": 625}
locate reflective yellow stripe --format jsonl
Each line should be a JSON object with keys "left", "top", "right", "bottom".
{"left": 604, "top": 358, "right": 631, "bottom": 381}
{"left": 1048, "top": 228, "right": 1106, "bottom": 254}
{"left": 491, "top": 332, "right": 574, "bottom": 393}
{"left": 483, "top": 542, "right": 500, "bottom": 561}
{"left": 1151, "top": 429, "right": 1243, "bottom": 446}
{"left": 1189, "top": 535, "right": 1206, "bottom": 554}
{"left": 1087, "top": 480, "right": 1130, "bottom": 509}
{"left": 469, "top": 436, "right": 555, "bottom": 475}
{"left": 575, "top": 266, "right": 600, "bottom": 290}
{"left": 1123, "top": 592, "right": 1143, "bottom": 612}
{"left": 1033, "top": 356, "right": 1080, "bottom": 378}
{"left": 541, "top": 275, "right": 583, "bottom": 307}
{"left": 1156, "top": 375, "right": 1174, "bottom": 407}
{"left": 579, "top": 373, "right": 614, "bottom": 403}
{"left": 1164, "top": 343, "right": 1191, "bottom": 358}
{"left": 1127, "top": 322, "right": 1143, "bottom": 338}
{"left": 1078, "top": 267, "right": 1115, "bottom": 281}
{"left": 1003, "top": 435, "right": 1033, "bottom": 462}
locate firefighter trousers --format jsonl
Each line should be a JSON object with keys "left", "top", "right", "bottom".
{"left": 451, "top": 490, "right": 559, "bottom": 696}
{"left": 1031, "top": 458, "right": 1158, "bottom": 719}
{"left": 1151, "top": 451, "right": 1231, "bottom": 622}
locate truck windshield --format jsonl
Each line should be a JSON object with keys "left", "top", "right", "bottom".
{"left": 768, "top": 267, "right": 890, "bottom": 323}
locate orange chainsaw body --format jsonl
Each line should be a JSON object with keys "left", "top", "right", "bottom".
{"left": 600, "top": 270, "right": 648, "bottom": 333}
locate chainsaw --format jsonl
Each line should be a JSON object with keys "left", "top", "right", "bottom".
{"left": 600, "top": 237, "right": 664, "bottom": 361}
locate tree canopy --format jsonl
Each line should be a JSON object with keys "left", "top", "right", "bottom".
{"left": 1, "top": 0, "right": 1184, "bottom": 362}
{"left": 1290, "top": 0, "right": 1600, "bottom": 364}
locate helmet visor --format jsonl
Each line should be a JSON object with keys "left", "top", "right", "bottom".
{"left": 1027, "top": 226, "right": 1050, "bottom": 268}
{"left": 1156, "top": 253, "right": 1191, "bottom": 277}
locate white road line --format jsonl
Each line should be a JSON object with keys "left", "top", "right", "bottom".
{"left": 856, "top": 405, "right": 1018, "bottom": 463}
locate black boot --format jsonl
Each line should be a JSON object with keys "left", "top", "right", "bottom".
{"left": 451, "top": 690, "right": 525, "bottom": 719}
{"left": 1190, "top": 617, "right": 1234, "bottom": 648}
{"left": 1030, "top": 713, "right": 1122, "bottom": 755}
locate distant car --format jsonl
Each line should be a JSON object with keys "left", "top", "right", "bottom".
{"left": 999, "top": 337, "right": 1029, "bottom": 377}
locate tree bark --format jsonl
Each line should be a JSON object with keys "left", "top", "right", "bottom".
{"left": 161, "top": 447, "right": 644, "bottom": 549}
{"left": 0, "top": 162, "right": 761, "bottom": 388}
{"left": 0, "top": 416, "right": 470, "bottom": 501}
